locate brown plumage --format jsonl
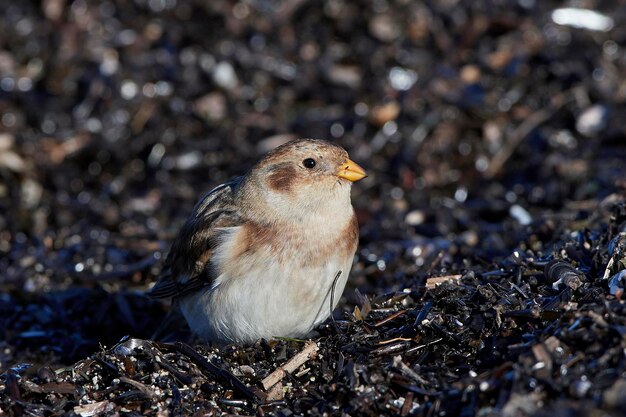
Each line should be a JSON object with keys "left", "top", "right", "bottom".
{"left": 149, "top": 139, "right": 366, "bottom": 344}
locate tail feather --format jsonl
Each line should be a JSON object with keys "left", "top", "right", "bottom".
{"left": 148, "top": 272, "right": 180, "bottom": 299}
{"left": 151, "top": 302, "right": 191, "bottom": 342}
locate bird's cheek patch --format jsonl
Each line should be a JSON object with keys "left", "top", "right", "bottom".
{"left": 267, "top": 165, "right": 297, "bottom": 192}
{"left": 342, "top": 214, "right": 360, "bottom": 254}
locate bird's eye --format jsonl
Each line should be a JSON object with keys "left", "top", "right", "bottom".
{"left": 303, "top": 158, "right": 316, "bottom": 168}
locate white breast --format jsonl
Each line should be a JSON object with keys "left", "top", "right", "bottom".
{"left": 179, "top": 211, "right": 355, "bottom": 344}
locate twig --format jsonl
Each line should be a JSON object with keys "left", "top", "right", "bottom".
{"left": 261, "top": 341, "right": 319, "bottom": 390}
{"left": 119, "top": 376, "right": 155, "bottom": 398}
{"left": 603, "top": 256, "right": 614, "bottom": 279}
{"left": 401, "top": 391, "right": 414, "bottom": 416}
{"left": 425, "top": 251, "right": 445, "bottom": 275}
{"left": 131, "top": 99, "right": 157, "bottom": 133}
{"left": 275, "top": 0, "right": 310, "bottom": 23}
{"left": 484, "top": 89, "right": 574, "bottom": 179}
{"left": 265, "top": 382, "right": 284, "bottom": 401}
{"left": 373, "top": 310, "right": 407, "bottom": 327}
{"left": 425, "top": 275, "right": 462, "bottom": 289}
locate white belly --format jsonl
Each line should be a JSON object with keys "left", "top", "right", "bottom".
{"left": 179, "top": 248, "right": 352, "bottom": 344}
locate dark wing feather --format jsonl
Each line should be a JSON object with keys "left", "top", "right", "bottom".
{"left": 149, "top": 178, "right": 243, "bottom": 299}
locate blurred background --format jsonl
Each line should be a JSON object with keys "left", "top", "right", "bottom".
{"left": 1, "top": 0, "right": 625, "bottom": 366}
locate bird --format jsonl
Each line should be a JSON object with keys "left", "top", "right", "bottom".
{"left": 149, "top": 138, "right": 367, "bottom": 345}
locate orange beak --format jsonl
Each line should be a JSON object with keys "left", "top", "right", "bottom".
{"left": 337, "top": 159, "right": 367, "bottom": 182}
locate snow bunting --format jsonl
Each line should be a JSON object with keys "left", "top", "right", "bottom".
{"left": 150, "top": 139, "right": 366, "bottom": 344}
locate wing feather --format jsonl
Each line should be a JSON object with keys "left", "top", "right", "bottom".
{"left": 149, "top": 178, "right": 243, "bottom": 299}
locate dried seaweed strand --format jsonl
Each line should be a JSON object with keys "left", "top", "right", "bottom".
{"left": 174, "top": 342, "right": 263, "bottom": 402}
{"left": 329, "top": 270, "right": 342, "bottom": 329}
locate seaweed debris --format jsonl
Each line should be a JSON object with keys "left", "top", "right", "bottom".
{"left": 2, "top": 0, "right": 626, "bottom": 415}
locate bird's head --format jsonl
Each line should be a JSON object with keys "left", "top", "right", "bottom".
{"left": 239, "top": 139, "right": 367, "bottom": 225}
